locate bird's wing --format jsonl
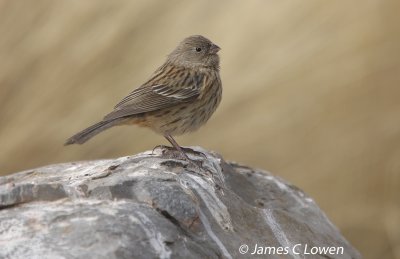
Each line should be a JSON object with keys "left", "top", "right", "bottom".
{"left": 103, "top": 84, "right": 200, "bottom": 121}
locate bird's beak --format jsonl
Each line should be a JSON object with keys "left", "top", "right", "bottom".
{"left": 210, "top": 44, "right": 220, "bottom": 54}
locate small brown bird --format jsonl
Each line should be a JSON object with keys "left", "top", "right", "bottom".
{"left": 65, "top": 35, "right": 222, "bottom": 159}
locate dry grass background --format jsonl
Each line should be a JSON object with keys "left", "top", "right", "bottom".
{"left": 0, "top": 0, "right": 399, "bottom": 258}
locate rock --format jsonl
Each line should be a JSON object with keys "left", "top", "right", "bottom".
{"left": 0, "top": 147, "right": 361, "bottom": 259}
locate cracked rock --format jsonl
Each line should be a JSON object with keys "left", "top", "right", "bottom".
{"left": 0, "top": 147, "right": 361, "bottom": 259}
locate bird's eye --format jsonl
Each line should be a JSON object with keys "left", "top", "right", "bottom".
{"left": 195, "top": 47, "right": 202, "bottom": 52}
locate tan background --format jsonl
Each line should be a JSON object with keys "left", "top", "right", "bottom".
{"left": 1, "top": 1, "right": 399, "bottom": 258}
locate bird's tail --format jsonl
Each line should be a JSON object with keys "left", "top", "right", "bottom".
{"left": 65, "top": 119, "right": 121, "bottom": 145}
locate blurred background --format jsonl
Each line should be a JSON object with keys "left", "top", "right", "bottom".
{"left": 0, "top": 0, "right": 399, "bottom": 258}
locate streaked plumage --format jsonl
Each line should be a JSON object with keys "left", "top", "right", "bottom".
{"left": 65, "top": 35, "right": 222, "bottom": 159}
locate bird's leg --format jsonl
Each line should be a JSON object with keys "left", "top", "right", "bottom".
{"left": 163, "top": 134, "right": 208, "bottom": 174}
{"left": 164, "top": 134, "right": 190, "bottom": 161}
{"left": 163, "top": 135, "right": 207, "bottom": 160}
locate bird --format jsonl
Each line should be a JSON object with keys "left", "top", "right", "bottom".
{"left": 65, "top": 35, "right": 222, "bottom": 160}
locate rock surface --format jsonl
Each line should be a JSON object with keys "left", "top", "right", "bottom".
{"left": 0, "top": 147, "right": 361, "bottom": 259}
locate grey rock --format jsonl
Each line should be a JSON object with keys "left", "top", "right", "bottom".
{"left": 0, "top": 147, "right": 361, "bottom": 259}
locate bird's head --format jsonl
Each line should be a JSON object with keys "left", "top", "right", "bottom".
{"left": 168, "top": 35, "right": 220, "bottom": 70}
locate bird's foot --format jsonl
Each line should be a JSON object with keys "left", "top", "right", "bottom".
{"left": 179, "top": 147, "right": 208, "bottom": 160}
{"left": 153, "top": 145, "right": 204, "bottom": 168}
{"left": 152, "top": 145, "right": 170, "bottom": 155}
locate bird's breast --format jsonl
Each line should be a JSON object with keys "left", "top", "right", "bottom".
{"left": 144, "top": 70, "right": 222, "bottom": 136}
